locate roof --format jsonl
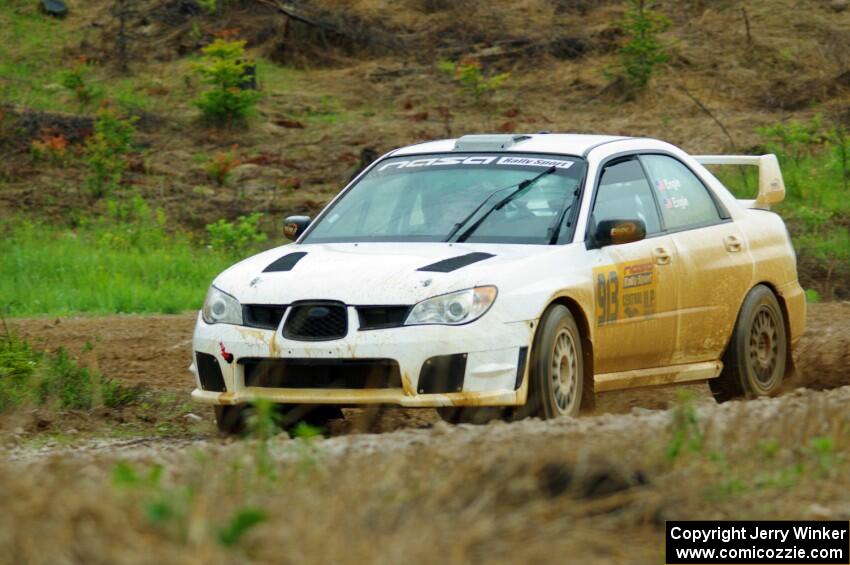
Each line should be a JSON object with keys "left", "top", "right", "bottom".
{"left": 390, "top": 134, "right": 632, "bottom": 158}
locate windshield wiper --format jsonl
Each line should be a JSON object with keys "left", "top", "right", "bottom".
{"left": 444, "top": 184, "right": 519, "bottom": 242}
{"left": 547, "top": 188, "right": 579, "bottom": 244}
{"left": 453, "top": 166, "right": 557, "bottom": 243}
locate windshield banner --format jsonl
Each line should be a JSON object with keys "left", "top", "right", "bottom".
{"left": 377, "top": 155, "right": 575, "bottom": 173}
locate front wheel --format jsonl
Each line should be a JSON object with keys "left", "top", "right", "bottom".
{"left": 515, "top": 304, "right": 584, "bottom": 420}
{"left": 710, "top": 285, "right": 787, "bottom": 403}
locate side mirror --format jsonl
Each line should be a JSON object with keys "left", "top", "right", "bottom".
{"left": 594, "top": 218, "right": 646, "bottom": 247}
{"left": 283, "top": 215, "right": 311, "bottom": 241}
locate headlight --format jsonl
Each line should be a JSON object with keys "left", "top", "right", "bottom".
{"left": 405, "top": 286, "right": 497, "bottom": 326}
{"left": 202, "top": 286, "right": 243, "bottom": 325}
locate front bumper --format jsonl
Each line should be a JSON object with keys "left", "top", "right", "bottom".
{"left": 190, "top": 311, "right": 534, "bottom": 407}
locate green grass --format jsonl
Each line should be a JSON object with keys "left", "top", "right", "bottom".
{"left": 0, "top": 218, "right": 238, "bottom": 316}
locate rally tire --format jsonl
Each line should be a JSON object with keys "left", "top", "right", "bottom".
{"left": 710, "top": 285, "right": 787, "bottom": 403}
{"left": 436, "top": 407, "right": 506, "bottom": 425}
{"left": 214, "top": 404, "right": 248, "bottom": 435}
{"left": 518, "top": 304, "right": 584, "bottom": 420}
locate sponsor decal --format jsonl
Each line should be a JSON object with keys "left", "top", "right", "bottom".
{"left": 377, "top": 155, "right": 575, "bottom": 172}
{"left": 594, "top": 260, "right": 657, "bottom": 325}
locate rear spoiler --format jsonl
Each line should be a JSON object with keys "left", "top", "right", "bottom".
{"left": 694, "top": 154, "right": 785, "bottom": 209}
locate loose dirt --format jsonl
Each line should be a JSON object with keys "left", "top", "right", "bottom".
{"left": 5, "top": 301, "right": 849, "bottom": 442}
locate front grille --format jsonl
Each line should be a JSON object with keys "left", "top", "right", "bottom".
{"left": 242, "top": 358, "right": 402, "bottom": 389}
{"left": 196, "top": 351, "right": 226, "bottom": 392}
{"left": 283, "top": 301, "right": 348, "bottom": 341}
{"left": 356, "top": 305, "right": 411, "bottom": 330}
{"left": 243, "top": 304, "right": 288, "bottom": 330}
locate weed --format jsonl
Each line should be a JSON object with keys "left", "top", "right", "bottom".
{"left": 197, "top": 0, "right": 218, "bottom": 15}
{"left": 194, "top": 39, "right": 261, "bottom": 125}
{"left": 0, "top": 331, "right": 42, "bottom": 412}
{"left": 84, "top": 108, "right": 137, "bottom": 198}
{"left": 204, "top": 145, "right": 241, "bottom": 186}
{"left": 807, "top": 436, "right": 838, "bottom": 476}
{"left": 217, "top": 507, "right": 267, "bottom": 546}
{"left": 665, "top": 391, "right": 703, "bottom": 460}
{"left": 206, "top": 212, "right": 267, "bottom": 257}
{"left": 805, "top": 289, "right": 821, "bottom": 303}
{"left": 704, "top": 476, "right": 747, "bottom": 500}
{"left": 30, "top": 132, "right": 70, "bottom": 164}
{"left": 616, "top": 0, "right": 670, "bottom": 92}
{"left": 59, "top": 60, "right": 102, "bottom": 108}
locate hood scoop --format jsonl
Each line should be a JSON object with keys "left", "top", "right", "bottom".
{"left": 263, "top": 251, "right": 308, "bottom": 272}
{"left": 417, "top": 252, "right": 495, "bottom": 273}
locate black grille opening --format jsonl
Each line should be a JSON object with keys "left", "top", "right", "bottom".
{"left": 356, "top": 305, "right": 411, "bottom": 330}
{"left": 243, "top": 304, "right": 288, "bottom": 330}
{"left": 196, "top": 351, "right": 226, "bottom": 392}
{"left": 283, "top": 301, "right": 348, "bottom": 341}
{"left": 242, "top": 358, "right": 402, "bottom": 389}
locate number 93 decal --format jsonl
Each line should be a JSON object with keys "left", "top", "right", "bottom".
{"left": 594, "top": 260, "right": 657, "bottom": 326}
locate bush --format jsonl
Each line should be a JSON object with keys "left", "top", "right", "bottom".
{"left": 206, "top": 212, "right": 267, "bottom": 257}
{"left": 85, "top": 108, "right": 137, "bottom": 198}
{"left": 205, "top": 146, "right": 241, "bottom": 186}
{"left": 617, "top": 0, "right": 670, "bottom": 92}
{"left": 438, "top": 57, "right": 508, "bottom": 127}
{"left": 59, "top": 61, "right": 102, "bottom": 108}
{"left": 0, "top": 334, "right": 140, "bottom": 413}
{"left": 193, "top": 39, "right": 261, "bottom": 125}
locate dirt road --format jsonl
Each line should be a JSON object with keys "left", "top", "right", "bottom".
{"left": 9, "top": 302, "right": 850, "bottom": 416}
{"left": 2, "top": 304, "right": 849, "bottom": 563}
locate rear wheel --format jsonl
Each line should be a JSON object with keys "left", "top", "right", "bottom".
{"left": 514, "top": 304, "right": 584, "bottom": 420}
{"left": 710, "top": 285, "right": 787, "bottom": 403}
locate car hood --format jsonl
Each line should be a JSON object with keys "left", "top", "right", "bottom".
{"left": 213, "top": 242, "right": 561, "bottom": 305}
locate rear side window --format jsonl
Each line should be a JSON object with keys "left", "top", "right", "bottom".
{"left": 592, "top": 158, "right": 662, "bottom": 235}
{"left": 640, "top": 155, "right": 721, "bottom": 230}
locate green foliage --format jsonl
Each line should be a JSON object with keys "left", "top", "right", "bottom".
{"left": 805, "top": 288, "right": 821, "bottom": 303}
{"left": 204, "top": 146, "right": 241, "bottom": 186}
{"left": 0, "top": 332, "right": 139, "bottom": 413}
{"left": 197, "top": 0, "right": 219, "bottom": 15}
{"left": 438, "top": 57, "right": 508, "bottom": 129}
{"left": 0, "top": 210, "right": 236, "bottom": 316}
{"left": 666, "top": 391, "right": 703, "bottom": 460}
{"left": 59, "top": 61, "right": 102, "bottom": 108}
{"left": 217, "top": 507, "right": 267, "bottom": 546}
{"left": 206, "top": 213, "right": 268, "bottom": 257}
{"left": 85, "top": 108, "right": 137, "bottom": 198}
{"left": 194, "top": 39, "right": 261, "bottom": 124}
{"left": 617, "top": 0, "right": 670, "bottom": 91}
{"left": 0, "top": 331, "right": 42, "bottom": 412}
{"left": 807, "top": 436, "right": 838, "bottom": 476}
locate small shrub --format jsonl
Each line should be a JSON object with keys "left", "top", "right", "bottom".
{"left": 205, "top": 146, "right": 241, "bottom": 186}
{"left": 193, "top": 39, "right": 261, "bottom": 125}
{"left": 38, "top": 347, "right": 94, "bottom": 410}
{"left": 0, "top": 332, "right": 42, "bottom": 412}
{"left": 438, "top": 57, "right": 509, "bottom": 126}
{"left": 59, "top": 61, "right": 102, "bottom": 107}
{"left": 197, "top": 0, "right": 218, "bottom": 14}
{"left": 30, "top": 132, "right": 70, "bottom": 164}
{"left": 85, "top": 108, "right": 137, "bottom": 198}
{"left": 617, "top": 0, "right": 670, "bottom": 92}
{"left": 206, "top": 212, "right": 267, "bottom": 257}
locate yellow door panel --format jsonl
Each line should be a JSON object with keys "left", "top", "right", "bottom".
{"left": 591, "top": 236, "right": 678, "bottom": 373}
{"left": 670, "top": 223, "right": 753, "bottom": 364}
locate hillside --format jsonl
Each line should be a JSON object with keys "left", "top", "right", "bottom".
{"left": 1, "top": 0, "right": 849, "bottom": 298}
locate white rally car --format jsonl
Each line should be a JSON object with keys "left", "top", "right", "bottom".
{"left": 191, "top": 134, "right": 806, "bottom": 432}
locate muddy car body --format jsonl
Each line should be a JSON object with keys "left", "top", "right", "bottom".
{"left": 190, "top": 134, "right": 805, "bottom": 430}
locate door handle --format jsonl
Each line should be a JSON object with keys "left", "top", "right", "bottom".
{"left": 652, "top": 246, "right": 672, "bottom": 265}
{"left": 724, "top": 234, "right": 743, "bottom": 253}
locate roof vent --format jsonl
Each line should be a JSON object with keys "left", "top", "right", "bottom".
{"left": 453, "top": 134, "right": 531, "bottom": 151}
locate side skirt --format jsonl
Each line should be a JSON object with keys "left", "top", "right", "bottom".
{"left": 594, "top": 361, "right": 722, "bottom": 392}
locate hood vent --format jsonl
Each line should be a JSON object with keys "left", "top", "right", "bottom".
{"left": 263, "top": 251, "right": 308, "bottom": 272}
{"left": 417, "top": 252, "right": 495, "bottom": 273}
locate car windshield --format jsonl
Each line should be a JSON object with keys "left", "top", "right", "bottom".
{"left": 302, "top": 153, "right": 587, "bottom": 244}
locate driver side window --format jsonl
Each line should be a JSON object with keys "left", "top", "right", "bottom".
{"left": 592, "top": 158, "right": 661, "bottom": 236}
